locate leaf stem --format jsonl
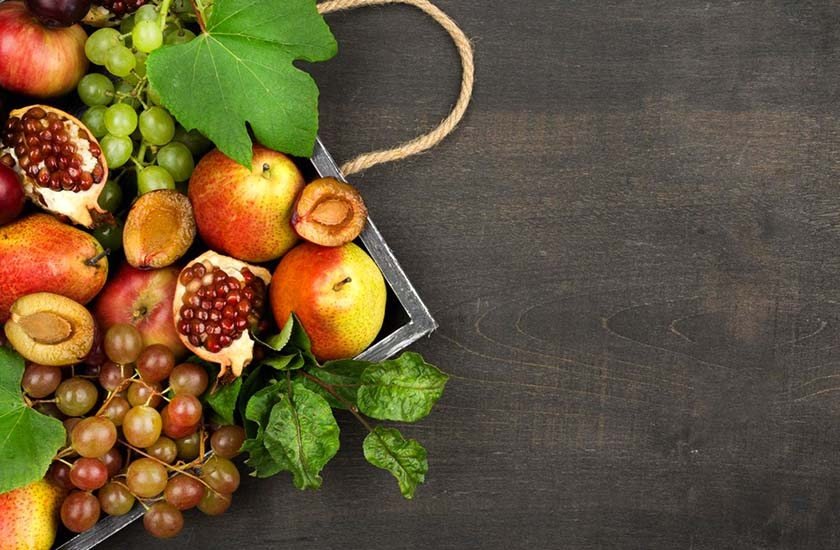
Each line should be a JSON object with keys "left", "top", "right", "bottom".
{"left": 190, "top": 0, "right": 207, "bottom": 33}
{"left": 300, "top": 372, "right": 374, "bottom": 433}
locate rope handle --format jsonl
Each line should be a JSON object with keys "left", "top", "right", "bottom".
{"left": 317, "top": 0, "right": 475, "bottom": 176}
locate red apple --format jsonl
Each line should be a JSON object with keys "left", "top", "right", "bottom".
{"left": 94, "top": 264, "right": 188, "bottom": 358}
{"left": 0, "top": 164, "right": 25, "bottom": 225}
{"left": 0, "top": 1, "right": 88, "bottom": 98}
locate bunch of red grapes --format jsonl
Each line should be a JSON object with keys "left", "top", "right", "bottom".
{"left": 23, "top": 323, "right": 245, "bottom": 539}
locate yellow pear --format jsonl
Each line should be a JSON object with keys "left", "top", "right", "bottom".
{"left": 0, "top": 479, "right": 65, "bottom": 550}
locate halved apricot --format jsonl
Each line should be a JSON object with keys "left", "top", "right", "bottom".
{"left": 291, "top": 177, "right": 367, "bottom": 247}
{"left": 123, "top": 190, "right": 196, "bottom": 269}
{"left": 5, "top": 292, "right": 95, "bottom": 366}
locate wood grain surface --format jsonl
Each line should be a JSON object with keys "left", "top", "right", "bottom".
{"left": 114, "top": 1, "right": 840, "bottom": 548}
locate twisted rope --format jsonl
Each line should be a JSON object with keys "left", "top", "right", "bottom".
{"left": 317, "top": 0, "right": 475, "bottom": 176}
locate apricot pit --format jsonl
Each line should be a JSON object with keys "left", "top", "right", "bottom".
{"left": 4, "top": 292, "right": 96, "bottom": 366}
{"left": 291, "top": 177, "right": 368, "bottom": 247}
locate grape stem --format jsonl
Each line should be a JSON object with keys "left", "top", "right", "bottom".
{"left": 299, "top": 372, "right": 375, "bottom": 433}
{"left": 118, "top": 439, "right": 219, "bottom": 495}
{"left": 158, "top": 0, "right": 174, "bottom": 31}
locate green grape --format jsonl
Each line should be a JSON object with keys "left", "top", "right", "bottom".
{"left": 105, "top": 46, "right": 136, "bottom": 78}
{"left": 101, "top": 135, "right": 133, "bottom": 169}
{"left": 104, "top": 103, "right": 138, "bottom": 137}
{"left": 137, "top": 166, "right": 175, "bottom": 194}
{"left": 133, "top": 20, "right": 163, "bottom": 53}
{"left": 146, "top": 84, "right": 162, "bottom": 106}
{"left": 56, "top": 378, "right": 99, "bottom": 417}
{"left": 135, "top": 52, "right": 148, "bottom": 77}
{"left": 164, "top": 28, "right": 195, "bottom": 45}
{"left": 99, "top": 482, "right": 135, "bottom": 516}
{"left": 126, "top": 458, "right": 168, "bottom": 498}
{"left": 134, "top": 4, "right": 158, "bottom": 22}
{"left": 122, "top": 52, "right": 147, "bottom": 86}
{"left": 139, "top": 107, "right": 175, "bottom": 146}
{"left": 119, "top": 14, "right": 136, "bottom": 34}
{"left": 115, "top": 81, "right": 141, "bottom": 109}
{"left": 156, "top": 142, "right": 194, "bottom": 182}
{"left": 97, "top": 180, "right": 123, "bottom": 212}
{"left": 174, "top": 126, "right": 212, "bottom": 156}
{"left": 77, "top": 74, "right": 114, "bottom": 107}
{"left": 92, "top": 221, "right": 123, "bottom": 251}
{"left": 81, "top": 106, "right": 108, "bottom": 138}
{"left": 86, "top": 28, "right": 121, "bottom": 65}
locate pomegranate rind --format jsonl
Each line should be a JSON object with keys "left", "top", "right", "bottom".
{"left": 2, "top": 105, "right": 108, "bottom": 228}
{"left": 173, "top": 251, "right": 271, "bottom": 378}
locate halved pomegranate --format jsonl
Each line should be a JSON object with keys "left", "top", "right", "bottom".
{"left": 0, "top": 105, "right": 108, "bottom": 227}
{"left": 173, "top": 251, "right": 271, "bottom": 378}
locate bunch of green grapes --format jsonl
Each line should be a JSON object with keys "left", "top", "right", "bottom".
{"left": 77, "top": 4, "right": 207, "bottom": 202}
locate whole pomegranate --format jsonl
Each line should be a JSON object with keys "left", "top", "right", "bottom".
{"left": 0, "top": 1, "right": 88, "bottom": 98}
{"left": 0, "top": 163, "right": 25, "bottom": 225}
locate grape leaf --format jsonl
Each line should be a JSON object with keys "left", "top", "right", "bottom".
{"left": 0, "top": 347, "right": 65, "bottom": 493}
{"left": 146, "top": 0, "right": 338, "bottom": 165}
{"left": 363, "top": 426, "right": 428, "bottom": 499}
{"left": 357, "top": 352, "right": 449, "bottom": 422}
{"left": 263, "top": 380, "right": 339, "bottom": 489}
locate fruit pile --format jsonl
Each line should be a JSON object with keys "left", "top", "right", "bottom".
{"left": 0, "top": 0, "right": 448, "bottom": 548}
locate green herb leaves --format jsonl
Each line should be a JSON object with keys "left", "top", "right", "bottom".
{"left": 238, "top": 318, "right": 447, "bottom": 498}
{"left": 358, "top": 353, "right": 448, "bottom": 422}
{"left": 0, "top": 347, "right": 65, "bottom": 493}
{"left": 364, "top": 427, "right": 428, "bottom": 499}
{"left": 146, "top": 0, "right": 337, "bottom": 166}
{"left": 263, "top": 381, "right": 339, "bottom": 489}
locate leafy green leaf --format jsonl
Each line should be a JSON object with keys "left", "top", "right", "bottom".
{"left": 262, "top": 353, "right": 304, "bottom": 372}
{"left": 357, "top": 352, "right": 448, "bottom": 422}
{"left": 0, "top": 347, "right": 66, "bottom": 493}
{"left": 204, "top": 377, "right": 242, "bottom": 425}
{"left": 146, "top": 0, "right": 337, "bottom": 164}
{"left": 257, "top": 315, "right": 295, "bottom": 351}
{"left": 286, "top": 313, "right": 318, "bottom": 367}
{"left": 263, "top": 381, "right": 339, "bottom": 489}
{"left": 363, "top": 427, "right": 428, "bottom": 499}
{"left": 300, "top": 359, "right": 367, "bottom": 409}
{"left": 242, "top": 382, "right": 288, "bottom": 477}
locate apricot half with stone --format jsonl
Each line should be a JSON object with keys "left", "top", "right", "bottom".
{"left": 291, "top": 177, "right": 368, "bottom": 247}
{"left": 5, "top": 292, "right": 96, "bottom": 366}
{"left": 123, "top": 190, "right": 196, "bottom": 269}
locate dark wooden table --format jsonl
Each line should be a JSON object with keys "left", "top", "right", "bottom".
{"left": 115, "top": 1, "right": 840, "bottom": 548}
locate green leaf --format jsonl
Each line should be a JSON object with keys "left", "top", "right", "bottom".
{"left": 146, "top": 0, "right": 337, "bottom": 164}
{"left": 357, "top": 352, "right": 449, "bottom": 422}
{"left": 363, "top": 427, "right": 428, "bottom": 499}
{"left": 287, "top": 313, "right": 318, "bottom": 367}
{"left": 262, "top": 353, "right": 304, "bottom": 372}
{"left": 263, "top": 381, "right": 339, "bottom": 489}
{"left": 259, "top": 315, "right": 295, "bottom": 351}
{"left": 0, "top": 347, "right": 66, "bottom": 493}
{"left": 300, "top": 359, "right": 367, "bottom": 409}
{"left": 242, "top": 382, "right": 288, "bottom": 477}
{"left": 204, "top": 377, "right": 242, "bottom": 425}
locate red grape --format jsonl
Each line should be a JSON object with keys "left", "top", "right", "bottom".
{"left": 61, "top": 491, "right": 100, "bottom": 533}
{"left": 136, "top": 344, "right": 175, "bottom": 383}
{"left": 126, "top": 457, "right": 168, "bottom": 498}
{"left": 211, "top": 425, "right": 246, "bottom": 459}
{"left": 169, "top": 362, "right": 208, "bottom": 396}
{"left": 144, "top": 502, "right": 184, "bottom": 539}
{"left": 200, "top": 456, "right": 240, "bottom": 494}
{"left": 123, "top": 405, "right": 162, "bottom": 448}
{"left": 71, "top": 417, "right": 117, "bottom": 458}
{"left": 164, "top": 474, "right": 205, "bottom": 510}
{"left": 21, "top": 363, "right": 62, "bottom": 398}
{"left": 69, "top": 457, "right": 108, "bottom": 491}
{"left": 98, "top": 482, "right": 135, "bottom": 516}
{"left": 197, "top": 490, "right": 231, "bottom": 516}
